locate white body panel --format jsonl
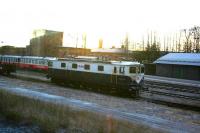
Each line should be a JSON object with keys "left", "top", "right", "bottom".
{"left": 50, "top": 59, "right": 144, "bottom": 84}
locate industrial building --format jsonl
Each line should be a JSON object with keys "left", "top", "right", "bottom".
{"left": 91, "top": 48, "right": 132, "bottom": 60}
{"left": 154, "top": 53, "right": 200, "bottom": 80}
{"left": 58, "top": 47, "right": 91, "bottom": 57}
{"left": 26, "top": 29, "right": 63, "bottom": 57}
{"left": 0, "top": 46, "right": 26, "bottom": 55}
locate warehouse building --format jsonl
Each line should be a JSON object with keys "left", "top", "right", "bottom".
{"left": 26, "top": 29, "right": 63, "bottom": 57}
{"left": 154, "top": 53, "right": 200, "bottom": 80}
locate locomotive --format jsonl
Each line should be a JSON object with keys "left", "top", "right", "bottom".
{"left": 48, "top": 56, "right": 144, "bottom": 96}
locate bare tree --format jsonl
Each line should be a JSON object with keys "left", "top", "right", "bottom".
{"left": 178, "top": 31, "right": 182, "bottom": 52}
{"left": 190, "top": 26, "right": 200, "bottom": 52}
{"left": 183, "top": 29, "right": 192, "bottom": 52}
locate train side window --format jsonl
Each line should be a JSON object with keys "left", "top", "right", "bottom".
{"left": 129, "top": 67, "right": 136, "bottom": 73}
{"left": 61, "top": 63, "right": 66, "bottom": 68}
{"left": 48, "top": 61, "right": 53, "bottom": 67}
{"left": 98, "top": 65, "right": 104, "bottom": 71}
{"left": 72, "top": 63, "right": 77, "bottom": 69}
{"left": 120, "top": 67, "right": 125, "bottom": 73}
{"left": 84, "top": 64, "right": 90, "bottom": 70}
{"left": 114, "top": 67, "right": 117, "bottom": 73}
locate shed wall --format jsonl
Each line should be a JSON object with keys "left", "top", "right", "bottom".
{"left": 156, "top": 64, "right": 200, "bottom": 80}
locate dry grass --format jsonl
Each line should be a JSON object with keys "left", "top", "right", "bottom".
{"left": 0, "top": 89, "right": 162, "bottom": 133}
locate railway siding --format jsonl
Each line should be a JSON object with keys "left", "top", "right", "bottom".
{"left": 142, "top": 75, "right": 200, "bottom": 107}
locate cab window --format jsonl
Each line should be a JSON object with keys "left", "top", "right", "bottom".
{"left": 141, "top": 66, "right": 144, "bottom": 73}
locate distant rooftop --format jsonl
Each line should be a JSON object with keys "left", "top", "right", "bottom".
{"left": 91, "top": 48, "right": 131, "bottom": 53}
{"left": 154, "top": 53, "right": 200, "bottom": 66}
{"left": 32, "top": 29, "right": 63, "bottom": 38}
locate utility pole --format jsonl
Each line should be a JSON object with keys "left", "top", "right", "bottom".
{"left": 175, "top": 32, "right": 178, "bottom": 52}
{"left": 150, "top": 30, "right": 153, "bottom": 46}
{"left": 142, "top": 35, "right": 145, "bottom": 51}
{"left": 163, "top": 36, "right": 166, "bottom": 51}
{"left": 153, "top": 31, "right": 156, "bottom": 45}
{"left": 124, "top": 33, "right": 129, "bottom": 58}
{"left": 82, "top": 33, "right": 87, "bottom": 49}
{"left": 178, "top": 30, "right": 182, "bottom": 52}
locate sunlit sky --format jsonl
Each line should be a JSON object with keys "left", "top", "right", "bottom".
{"left": 0, "top": 0, "right": 199, "bottom": 49}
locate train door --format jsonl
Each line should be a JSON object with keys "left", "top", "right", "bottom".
{"left": 111, "top": 66, "right": 118, "bottom": 84}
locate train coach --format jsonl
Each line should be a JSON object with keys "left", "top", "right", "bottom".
{"left": 0, "top": 55, "right": 56, "bottom": 74}
{"left": 47, "top": 57, "right": 144, "bottom": 96}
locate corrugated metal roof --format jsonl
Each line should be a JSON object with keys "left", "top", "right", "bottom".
{"left": 154, "top": 53, "right": 200, "bottom": 66}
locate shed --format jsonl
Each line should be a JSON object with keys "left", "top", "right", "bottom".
{"left": 154, "top": 53, "right": 200, "bottom": 80}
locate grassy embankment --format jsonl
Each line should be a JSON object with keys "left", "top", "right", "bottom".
{"left": 0, "top": 89, "right": 162, "bottom": 133}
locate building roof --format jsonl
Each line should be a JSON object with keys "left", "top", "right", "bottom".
{"left": 91, "top": 48, "right": 131, "bottom": 53}
{"left": 154, "top": 53, "right": 200, "bottom": 66}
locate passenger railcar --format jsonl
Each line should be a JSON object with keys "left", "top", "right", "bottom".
{"left": 18, "top": 56, "right": 56, "bottom": 72}
{"left": 48, "top": 57, "right": 144, "bottom": 96}
{"left": 0, "top": 55, "right": 56, "bottom": 74}
{"left": 0, "top": 55, "right": 19, "bottom": 74}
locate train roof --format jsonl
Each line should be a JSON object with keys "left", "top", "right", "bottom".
{"left": 57, "top": 58, "right": 140, "bottom": 65}
{"left": 0, "top": 55, "right": 21, "bottom": 58}
{"left": 154, "top": 53, "right": 200, "bottom": 66}
{"left": 111, "top": 61, "right": 140, "bottom": 65}
{"left": 0, "top": 55, "right": 56, "bottom": 60}
{"left": 22, "top": 56, "right": 57, "bottom": 60}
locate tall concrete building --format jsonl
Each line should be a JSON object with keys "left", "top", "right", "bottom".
{"left": 26, "top": 29, "right": 63, "bottom": 57}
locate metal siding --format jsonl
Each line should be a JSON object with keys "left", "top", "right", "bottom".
{"left": 157, "top": 64, "right": 200, "bottom": 80}
{"left": 156, "top": 64, "right": 173, "bottom": 77}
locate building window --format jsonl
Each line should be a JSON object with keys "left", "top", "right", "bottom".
{"left": 98, "top": 65, "right": 104, "bottom": 71}
{"left": 114, "top": 67, "right": 117, "bottom": 73}
{"left": 72, "top": 63, "right": 77, "bottom": 69}
{"left": 84, "top": 64, "right": 90, "bottom": 70}
{"left": 129, "top": 67, "right": 136, "bottom": 73}
{"left": 61, "top": 63, "right": 66, "bottom": 68}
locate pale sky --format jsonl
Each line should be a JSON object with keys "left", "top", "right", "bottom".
{"left": 0, "top": 0, "right": 199, "bottom": 49}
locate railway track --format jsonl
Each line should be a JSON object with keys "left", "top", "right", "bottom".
{"left": 141, "top": 76, "right": 200, "bottom": 108}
